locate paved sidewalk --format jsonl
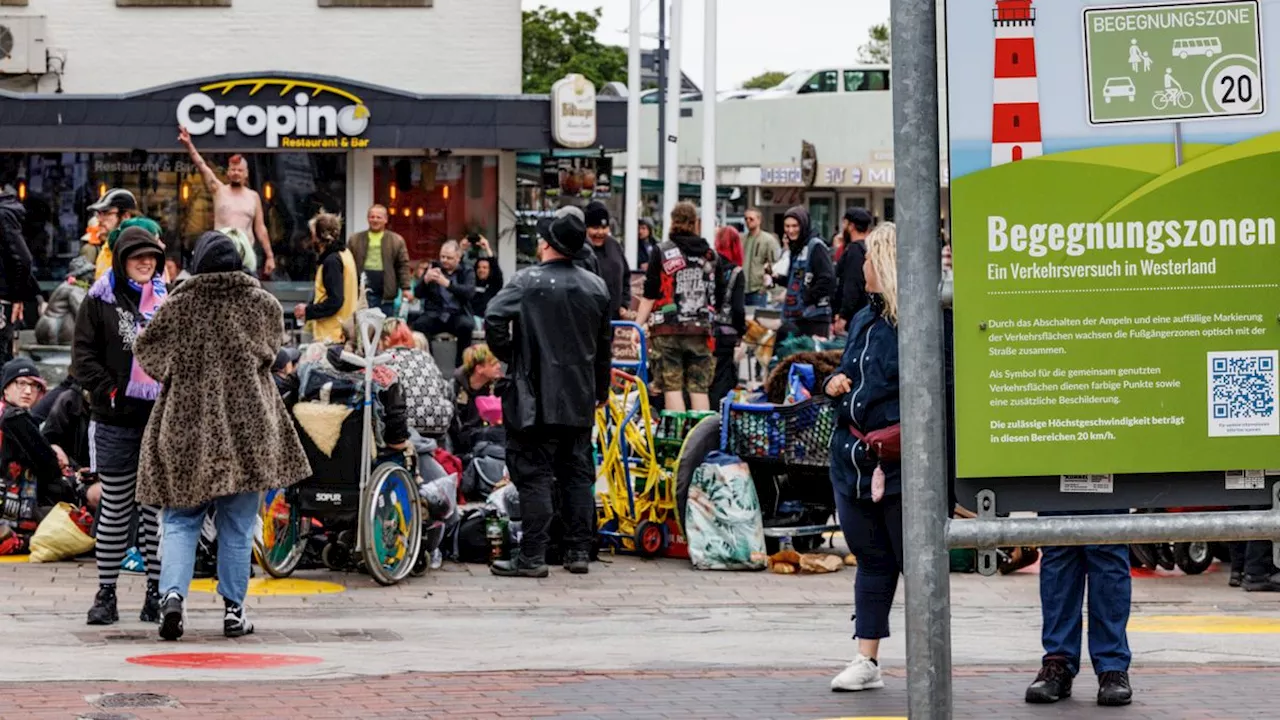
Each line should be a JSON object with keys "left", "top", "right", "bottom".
{"left": 8, "top": 666, "right": 1275, "bottom": 719}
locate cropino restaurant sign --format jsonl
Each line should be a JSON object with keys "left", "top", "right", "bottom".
{"left": 176, "top": 78, "right": 372, "bottom": 149}
{"left": 551, "top": 74, "right": 598, "bottom": 149}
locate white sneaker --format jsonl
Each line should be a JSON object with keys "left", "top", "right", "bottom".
{"left": 831, "top": 654, "right": 885, "bottom": 692}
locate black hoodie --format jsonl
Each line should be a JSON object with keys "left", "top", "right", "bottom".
{"left": 775, "top": 206, "right": 835, "bottom": 319}
{"left": 0, "top": 191, "right": 40, "bottom": 304}
{"left": 71, "top": 229, "right": 166, "bottom": 428}
{"left": 590, "top": 234, "right": 630, "bottom": 320}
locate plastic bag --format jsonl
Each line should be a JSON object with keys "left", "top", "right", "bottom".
{"left": 785, "top": 363, "right": 815, "bottom": 404}
{"left": 686, "top": 452, "right": 766, "bottom": 571}
{"left": 28, "top": 502, "right": 95, "bottom": 563}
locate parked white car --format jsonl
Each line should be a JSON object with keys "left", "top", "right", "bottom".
{"left": 751, "top": 65, "right": 891, "bottom": 99}
{"left": 1103, "top": 77, "right": 1137, "bottom": 103}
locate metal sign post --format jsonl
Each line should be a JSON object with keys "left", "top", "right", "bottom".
{"left": 889, "top": 0, "right": 953, "bottom": 717}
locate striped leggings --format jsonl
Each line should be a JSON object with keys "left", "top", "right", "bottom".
{"left": 90, "top": 421, "right": 160, "bottom": 585}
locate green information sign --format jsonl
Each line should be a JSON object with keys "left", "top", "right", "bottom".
{"left": 1085, "top": 1, "right": 1265, "bottom": 125}
{"left": 946, "top": 0, "right": 1280, "bottom": 479}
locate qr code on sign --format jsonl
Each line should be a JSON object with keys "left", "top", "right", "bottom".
{"left": 1208, "top": 351, "right": 1280, "bottom": 437}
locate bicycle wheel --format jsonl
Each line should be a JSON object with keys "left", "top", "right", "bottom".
{"left": 361, "top": 463, "right": 423, "bottom": 586}
{"left": 1178, "top": 91, "right": 1194, "bottom": 109}
{"left": 1152, "top": 93, "right": 1170, "bottom": 110}
{"left": 258, "top": 488, "right": 306, "bottom": 578}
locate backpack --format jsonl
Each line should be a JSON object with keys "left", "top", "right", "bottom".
{"left": 446, "top": 506, "right": 492, "bottom": 563}
{"left": 460, "top": 441, "right": 507, "bottom": 503}
{"left": 388, "top": 348, "right": 454, "bottom": 437}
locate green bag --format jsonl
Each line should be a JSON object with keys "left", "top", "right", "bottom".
{"left": 949, "top": 548, "right": 976, "bottom": 573}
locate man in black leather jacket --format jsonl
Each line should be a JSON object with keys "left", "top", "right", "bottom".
{"left": 483, "top": 207, "right": 612, "bottom": 578}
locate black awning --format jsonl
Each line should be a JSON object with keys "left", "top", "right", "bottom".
{"left": 0, "top": 72, "right": 626, "bottom": 152}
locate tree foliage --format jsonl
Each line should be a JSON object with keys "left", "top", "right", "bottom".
{"left": 859, "top": 22, "right": 891, "bottom": 64}
{"left": 523, "top": 6, "right": 628, "bottom": 94}
{"left": 741, "top": 71, "right": 788, "bottom": 90}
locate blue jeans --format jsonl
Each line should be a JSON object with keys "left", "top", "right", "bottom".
{"left": 1039, "top": 510, "right": 1132, "bottom": 676}
{"left": 159, "top": 492, "right": 260, "bottom": 605}
{"left": 744, "top": 291, "right": 767, "bottom": 306}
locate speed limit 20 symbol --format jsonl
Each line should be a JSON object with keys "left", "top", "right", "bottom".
{"left": 1203, "top": 55, "right": 1263, "bottom": 115}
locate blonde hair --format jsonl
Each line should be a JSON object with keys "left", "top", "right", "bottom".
{"left": 411, "top": 331, "right": 429, "bottom": 352}
{"left": 866, "top": 222, "right": 898, "bottom": 326}
{"left": 462, "top": 344, "right": 497, "bottom": 374}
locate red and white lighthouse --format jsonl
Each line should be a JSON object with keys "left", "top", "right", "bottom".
{"left": 991, "top": 0, "right": 1043, "bottom": 166}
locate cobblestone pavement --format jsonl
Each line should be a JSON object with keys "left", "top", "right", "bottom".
{"left": 3, "top": 553, "right": 1280, "bottom": 717}
{"left": 7, "top": 666, "right": 1277, "bottom": 719}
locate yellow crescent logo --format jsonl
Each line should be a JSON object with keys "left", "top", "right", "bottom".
{"left": 199, "top": 78, "right": 365, "bottom": 106}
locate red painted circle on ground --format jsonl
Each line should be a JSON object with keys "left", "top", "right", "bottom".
{"left": 126, "top": 653, "right": 323, "bottom": 669}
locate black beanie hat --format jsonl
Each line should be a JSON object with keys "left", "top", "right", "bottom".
{"left": 1, "top": 358, "right": 46, "bottom": 394}
{"left": 584, "top": 200, "right": 610, "bottom": 229}
{"left": 191, "top": 231, "right": 243, "bottom": 275}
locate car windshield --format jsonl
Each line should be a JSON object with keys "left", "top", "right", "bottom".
{"left": 773, "top": 70, "right": 813, "bottom": 92}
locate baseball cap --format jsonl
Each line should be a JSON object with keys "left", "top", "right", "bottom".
{"left": 88, "top": 188, "right": 138, "bottom": 214}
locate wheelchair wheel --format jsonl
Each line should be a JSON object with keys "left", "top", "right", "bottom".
{"left": 361, "top": 463, "right": 424, "bottom": 586}
{"left": 258, "top": 488, "right": 306, "bottom": 579}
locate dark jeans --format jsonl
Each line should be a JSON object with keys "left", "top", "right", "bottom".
{"left": 709, "top": 348, "right": 738, "bottom": 409}
{"left": 794, "top": 318, "right": 831, "bottom": 339}
{"left": 1245, "top": 540, "right": 1276, "bottom": 579}
{"left": 1039, "top": 510, "right": 1132, "bottom": 676}
{"left": 834, "top": 485, "right": 903, "bottom": 640}
{"left": 506, "top": 425, "right": 594, "bottom": 565}
{"left": 414, "top": 313, "right": 474, "bottom": 368}
{"left": 744, "top": 291, "right": 768, "bottom": 306}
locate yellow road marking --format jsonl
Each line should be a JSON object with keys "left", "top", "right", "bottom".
{"left": 1129, "top": 615, "right": 1280, "bottom": 634}
{"left": 189, "top": 577, "right": 346, "bottom": 596}
{"left": 0, "top": 554, "right": 29, "bottom": 563}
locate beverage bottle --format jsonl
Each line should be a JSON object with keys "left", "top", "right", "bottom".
{"left": 485, "top": 510, "right": 503, "bottom": 564}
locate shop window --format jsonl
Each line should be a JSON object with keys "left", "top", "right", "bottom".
{"left": 116, "top": 0, "right": 231, "bottom": 6}
{"left": 373, "top": 156, "right": 499, "bottom": 264}
{"left": 0, "top": 151, "right": 345, "bottom": 282}
{"left": 318, "top": 0, "right": 432, "bottom": 6}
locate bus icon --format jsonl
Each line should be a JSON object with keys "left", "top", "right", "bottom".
{"left": 1172, "top": 37, "right": 1222, "bottom": 59}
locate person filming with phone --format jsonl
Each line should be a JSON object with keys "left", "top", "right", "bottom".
{"left": 413, "top": 240, "right": 476, "bottom": 368}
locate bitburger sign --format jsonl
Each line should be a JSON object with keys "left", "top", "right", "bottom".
{"left": 176, "top": 77, "right": 372, "bottom": 150}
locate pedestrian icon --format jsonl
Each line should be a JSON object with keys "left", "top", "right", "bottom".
{"left": 1129, "top": 39, "right": 1146, "bottom": 72}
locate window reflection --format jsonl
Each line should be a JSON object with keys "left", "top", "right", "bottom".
{"left": 0, "top": 152, "right": 347, "bottom": 281}
{"left": 372, "top": 156, "right": 498, "bottom": 263}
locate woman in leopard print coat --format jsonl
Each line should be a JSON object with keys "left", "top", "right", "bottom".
{"left": 134, "top": 232, "right": 311, "bottom": 637}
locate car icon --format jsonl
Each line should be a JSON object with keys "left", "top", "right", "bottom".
{"left": 1103, "top": 76, "right": 1137, "bottom": 103}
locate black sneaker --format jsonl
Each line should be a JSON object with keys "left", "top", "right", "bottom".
{"left": 86, "top": 585, "right": 119, "bottom": 626}
{"left": 1097, "top": 670, "right": 1133, "bottom": 707}
{"left": 139, "top": 580, "right": 161, "bottom": 623}
{"left": 223, "top": 600, "right": 255, "bottom": 638}
{"left": 563, "top": 550, "right": 590, "bottom": 575}
{"left": 1230, "top": 570, "right": 1244, "bottom": 588}
{"left": 490, "top": 558, "right": 549, "bottom": 578}
{"left": 1242, "top": 572, "right": 1280, "bottom": 592}
{"left": 1025, "top": 658, "right": 1073, "bottom": 704}
{"left": 158, "top": 592, "right": 186, "bottom": 641}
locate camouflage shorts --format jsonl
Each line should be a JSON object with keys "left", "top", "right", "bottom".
{"left": 650, "top": 334, "right": 713, "bottom": 394}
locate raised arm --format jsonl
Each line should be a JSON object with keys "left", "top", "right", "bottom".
{"left": 178, "top": 125, "right": 223, "bottom": 194}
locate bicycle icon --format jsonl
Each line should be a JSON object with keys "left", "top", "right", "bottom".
{"left": 1152, "top": 88, "right": 1193, "bottom": 110}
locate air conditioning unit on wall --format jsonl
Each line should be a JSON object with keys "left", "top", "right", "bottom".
{"left": 0, "top": 16, "right": 47, "bottom": 75}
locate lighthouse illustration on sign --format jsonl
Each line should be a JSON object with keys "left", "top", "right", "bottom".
{"left": 991, "top": 0, "right": 1043, "bottom": 166}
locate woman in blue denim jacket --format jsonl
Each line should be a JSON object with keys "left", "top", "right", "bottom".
{"left": 823, "top": 223, "right": 902, "bottom": 693}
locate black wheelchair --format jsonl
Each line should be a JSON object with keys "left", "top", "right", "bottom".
{"left": 256, "top": 316, "right": 424, "bottom": 586}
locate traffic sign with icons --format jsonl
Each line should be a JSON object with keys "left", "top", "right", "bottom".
{"left": 1084, "top": 0, "right": 1264, "bottom": 125}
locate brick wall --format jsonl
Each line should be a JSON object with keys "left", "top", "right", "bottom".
{"left": 0, "top": 0, "right": 520, "bottom": 94}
